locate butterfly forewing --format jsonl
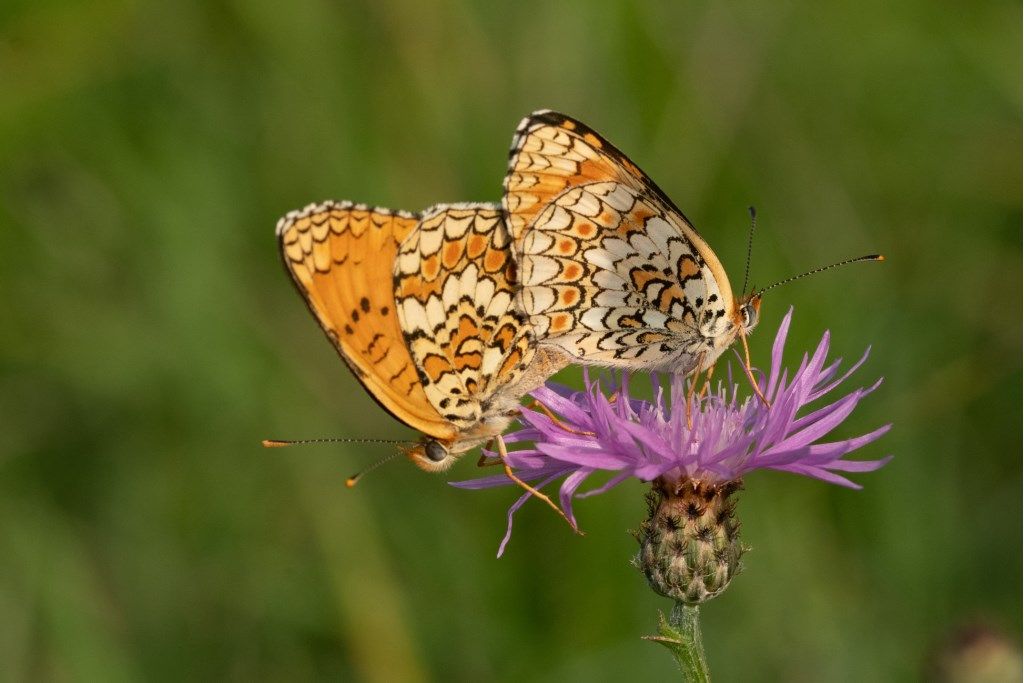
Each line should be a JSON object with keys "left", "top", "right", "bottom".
{"left": 278, "top": 201, "right": 458, "bottom": 441}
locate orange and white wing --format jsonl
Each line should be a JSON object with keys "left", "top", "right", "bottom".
{"left": 277, "top": 201, "right": 457, "bottom": 441}
{"left": 503, "top": 111, "right": 740, "bottom": 372}
{"left": 394, "top": 204, "right": 535, "bottom": 430}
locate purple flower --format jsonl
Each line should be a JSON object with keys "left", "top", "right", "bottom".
{"left": 454, "top": 308, "right": 892, "bottom": 556}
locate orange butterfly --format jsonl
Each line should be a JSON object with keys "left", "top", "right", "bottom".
{"left": 274, "top": 200, "right": 567, "bottom": 471}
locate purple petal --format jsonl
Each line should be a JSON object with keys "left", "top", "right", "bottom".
{"left": 577, "top": 471, "right": 634, "bottom": 498}
{"left": 558, "top": 468, "right": 594, "bottom": 527}
{"left": 808, "top": 345, "right": 872, "bottom": 402}
{"left": 759, "top": 390, "right": 865, "bottom": 459}
{"left": 496, "top": 472, "right": 566, "bottom": 557}
{"left": 766, "top": 307, "right": 794, "bottom": 398}
{"left": 822, "top": 455, "right": 893, "bottom": 472}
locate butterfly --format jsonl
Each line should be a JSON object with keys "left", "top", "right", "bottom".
{"left": 503, "top": 110, "right": 762, "bottom": 377}
{"left": 276, "top": 200, "right": 568, "bottom": 471}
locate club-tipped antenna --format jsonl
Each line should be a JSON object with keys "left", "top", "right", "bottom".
{"left": 261, "top": 437, "right": 407, "bottom": 448}
{"left": 741, "top": 206, "right": 757, "bottom": 296}
{"left": 345, "top": 450, "right": 402, "bottom": 488}
{"left": 756, "top": 254, "right": 885, "bottom": 297}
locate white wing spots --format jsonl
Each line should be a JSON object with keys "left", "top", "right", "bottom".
{"left": 598, "top": 182, "right": 636, "bottom": 211}
{"left": 424, "top": 296, "right": 446, "bottom": 331}
{"left": 557, "top": 187, "right": 603, "bottom": 217}
{"left": 523, "top": 286, "right": 556, "bottom": 316}
{"left": 645, "top": 216, "right": 678, "bottom": 257}
{"left": 417, "top": 221, "right": 444, "bottom": 256}
{"left": 534, "top": 205, "right": 573, "bottom": 233}
{"left": 580, "top": 307, "right": 610, "bottom": 330}
{"left": 522, "top": 230, "right": 556, "bottom": 255}
{"left": 522, "top": 255, "right": 561, "bottom": 286}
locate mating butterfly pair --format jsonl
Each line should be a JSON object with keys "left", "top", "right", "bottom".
{"left": 277, "top": 111, "right": 759, "bottom": 470}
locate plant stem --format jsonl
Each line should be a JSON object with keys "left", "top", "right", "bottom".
{"left": 647, "top": 603, "right": 710, "bottom": 681}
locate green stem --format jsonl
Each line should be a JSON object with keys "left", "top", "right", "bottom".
{"left": 646, "top": 603, "right": 710, "bottom": 682}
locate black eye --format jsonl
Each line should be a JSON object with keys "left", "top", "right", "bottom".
{"left": 425, "top": 441, "right": 448, "bottom": 462}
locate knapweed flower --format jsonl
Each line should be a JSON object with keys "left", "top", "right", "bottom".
{"left": 454, "top": 308, "right": 891, "bottom": 569}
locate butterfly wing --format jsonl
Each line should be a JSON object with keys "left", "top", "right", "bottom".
{"left": 277, "top": 201, "right": 458, "bottom": 441}
{"left": 394, "top": 204, "right": 535, "bottom": 437}
{"left": 503, "top": 111, "right": 739, "bottom": 372}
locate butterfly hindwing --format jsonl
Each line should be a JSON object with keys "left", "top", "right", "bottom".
{"left": 504, "top": 111, "right": 739, "bottom": 372}
{"left": 394, "top": 204, "right": 536, "bottom": 431}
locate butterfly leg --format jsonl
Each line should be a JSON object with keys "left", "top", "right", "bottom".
{"left": 476, "top": 439, "right": 503, "bottom": 467}
{"left": 527, "top": 399, "right": 595, "bottom": 437}
{"left": 740, "top": 330, "right": 771, "bottom": 407}
{"left": 494, "top": 434, "right": 582, "bottom": 535}
{"left": 697, "top": 363, "right": 715, "bottom": 400}
{"left": 685, "top": 353, "right": 708, "bottom": 429}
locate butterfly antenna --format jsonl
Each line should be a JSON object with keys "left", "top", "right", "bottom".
{"left": 345, "top": 451, "right": 402, "bottom": 488}
{"left": 756, "top": 254, "right": 885, "bottom": 297}
{"left": 741, "top": 206, "right": 757, "bottom": 296}
{"left": 261, "top": 437, "right": 407, "bottom": 447}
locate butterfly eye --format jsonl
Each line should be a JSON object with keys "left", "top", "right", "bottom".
{"left": 741, "top": 303, "right": 759, "bottom": 330}
{"left": 425, "top": 440, "right": 449, "bottom": 463}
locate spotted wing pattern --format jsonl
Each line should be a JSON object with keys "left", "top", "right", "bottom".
{"left": 278, "top": 201, "right": 458, "bottom": 441}
{"left": 394, "top": 204, "right": 536, "bottom": 432}
{"left": 504, "top": 110, "right": 740, "bottom": 373}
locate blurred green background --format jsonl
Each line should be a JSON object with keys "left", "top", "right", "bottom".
{"left": 1, "top": 0, "right": 1019, "bottom": 680}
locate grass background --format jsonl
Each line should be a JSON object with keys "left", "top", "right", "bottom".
{"left": 0, "top": 0, "right": 1019, "bottom": 680}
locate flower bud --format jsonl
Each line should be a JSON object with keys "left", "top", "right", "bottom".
{"left": 635, "top": 478, "right": 746, "bottom": 605}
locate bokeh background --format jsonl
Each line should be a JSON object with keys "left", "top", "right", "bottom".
{"left": 1, "top": 1, "right": 1020, "bottom": 680}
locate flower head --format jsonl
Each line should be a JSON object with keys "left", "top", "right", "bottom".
{"left": 454, "top": 308, "right": 891, "bottom": 556}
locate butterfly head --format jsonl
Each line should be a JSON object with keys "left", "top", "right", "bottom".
{"left": 405, "top": 438, "right": 459, "bottom": 472}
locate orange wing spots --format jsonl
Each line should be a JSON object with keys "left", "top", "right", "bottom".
{"left": 467, "top": 233, "right": 487, "bottom": 258}
{"left": 498, "top": 348, "right": 524, "bottom": 378}
{"left": 550, "top": 313, "right": 570, "bottom": 332}
{"left": 442, "top": 240, "right": 465, "bottom": 269}
{"left": 451, "top": 314, "right": 483, "bottom": 353}
{"left": 455, "top": 352, "right": 483, "bottom": 371}
{"left": 484, "top": 248, "right": 507, "bottom": 273}
{"left": 493, "top": 322, "right": 516, "bottom": 351}
{"left": 619, "top": 317, "right": 641, "bottom": 328}
{"left": 577, "top": 159, "right": 612, "bottom": 183}
{"left": 631, "top": 206, "right": 656, "bottom": 224}
{"left": 422, "top": 353, "right": 451, "bottom": 382}
{"left": 562, "top": 288, "right": 579, "bottom": 305}
{"left": 561, "top": 119, "right": 577, "bottom": 130}
{"left": 630, "top": 268, "right": 660, "bottom": 292}
{"left": 638, "top": 331, "right": 670, "bottom": 345}
{"left": 657, "top": 284, "right": 687, "bottom": 311}
{"left": 421, "top": 253, "right": 441, "bottom": 280}
{"left": 576, "top": 222, "right": 595, "bottom": 237}
{"left": 678, "top": 256, "right": 700, "bottom": 279}
{"left": 557, "top": 239, "right": 575, "bottom": 254}
{"left": 621, "top": 158, "right": 643, "bottom": 178}
{"left": 396, "top": 271, "right": 443, "bottom": 300}
{"left": 583, "top": 132, "right": 603, "bottom": 149}
{"left": 562, "top": 263, "right": 582, "bottom": 280}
